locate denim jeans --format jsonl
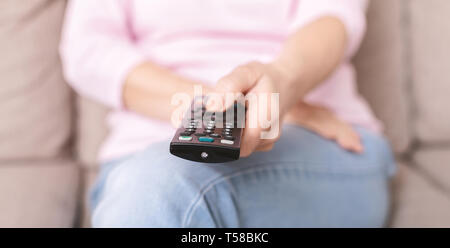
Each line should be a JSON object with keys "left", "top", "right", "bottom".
{"left": 90, "top": 125, "right": 395, "bottom": 227}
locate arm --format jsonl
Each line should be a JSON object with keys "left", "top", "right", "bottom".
{"left": 60, "top": 0, "right": 210, "bottom": 122}
{"left": 273, "top": 16, "right": 348, "bottom": 111}
{"left": 123, "top": 62, "right": 212, "bottom": 122}
{"left": 276, "top": 0, "right": 368, "bottom": 108}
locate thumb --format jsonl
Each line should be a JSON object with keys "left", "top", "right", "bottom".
{"left": 208, "top": 62, "right": 263, "bottom": 111}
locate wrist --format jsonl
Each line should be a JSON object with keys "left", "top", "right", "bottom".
{"left": 269, "top": 61, "right": 306, "bottom": 112}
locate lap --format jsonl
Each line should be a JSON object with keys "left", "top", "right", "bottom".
{"left": 91, "top": 125, "right": 395, "bottom": 227}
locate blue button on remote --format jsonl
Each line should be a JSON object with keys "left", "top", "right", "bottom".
{"left": 199, "top": 137, "right": 214, "bottom": 143}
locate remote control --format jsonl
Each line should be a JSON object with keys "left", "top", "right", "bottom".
{"left": 170, "top": 97, "right": 245, "bottom": 163}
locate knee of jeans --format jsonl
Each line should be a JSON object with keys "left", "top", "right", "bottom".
{"left": 91, "top": 155, "right": 212, "bottom": 227}
{"left": 267, "top": 125, "right": 395, "bottom": 177}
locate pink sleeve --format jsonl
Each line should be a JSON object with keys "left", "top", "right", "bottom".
{"left": 290, "top": 0, "right": 369, "bottom": 58}
{"left": 60, "top": 0, "right": 146, "bottom": 109}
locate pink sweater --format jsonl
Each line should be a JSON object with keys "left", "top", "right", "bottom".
{"left": 60, "top": 0, "right": 380, "bottom": 162}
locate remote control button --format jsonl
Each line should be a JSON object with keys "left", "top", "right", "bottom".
{"left": 194, "top": 133, "right": 206, "bottom": 137}
{"left": 179, "top": 136, "right": 193, "bottom": 141}
{"left": 186, "top": 128, "right": 196, "bottom": 132}
{"left": 224, "top": 136, "right": 235, "bottom": 141}
{"left": 201, "top": 152, "right": 209, "bottom": 160}
{"left": 210, "top": 133, "right": 221, "bottom": 138}
{"left": 180, "top": 132, "right": 192, "bottom": 136}
{"left": 221, "top": 139, "right": 234, "bottom": 145}
{"left": 199, "top": 137, "right": 215, "bottom": 143}
{"left": 204, "top": 130, "right": 214, "bottom": 134}
{"left": 222, "top": 132, "right": 232, "bottom": 136}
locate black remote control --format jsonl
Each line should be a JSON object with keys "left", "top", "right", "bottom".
{"left": 170, "top": 97, "right": 245, "bottom": 163}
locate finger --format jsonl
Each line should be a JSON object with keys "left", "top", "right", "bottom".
{"left": 216, "top": 62, "right": 263, "bottom": 93}
{"left": 345, "top": 126, "right": 364, "bottom": 153}
{"left": 240, "top": 107, "right": 262, "bottom": 157}
{"left": 336, "top": 127, "right": 364, "bottom": 153}
{"left": 210, "top": 63, "right": 264, "bottom": 111}
{"left": 240, "top": 129, "right": 260, "bottom": 157}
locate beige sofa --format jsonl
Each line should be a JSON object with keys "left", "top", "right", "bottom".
{"left": 1, "top": 0, "right": 449, "bottom": 228}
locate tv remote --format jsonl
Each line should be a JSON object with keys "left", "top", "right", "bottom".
{"left": 170, "top": 97, "right": 245, "bottom": 163}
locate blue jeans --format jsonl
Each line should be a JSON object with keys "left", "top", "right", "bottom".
{"left": 91, "top": 125, "right": 395, "bottom": 227}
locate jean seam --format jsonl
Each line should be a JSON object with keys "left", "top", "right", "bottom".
{"left": 181, "top": 160, "right": 387, "bottom": 227}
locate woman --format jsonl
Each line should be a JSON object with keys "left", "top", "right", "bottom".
{"left": 61, "top": 0, "right": 395, "bottom": 227}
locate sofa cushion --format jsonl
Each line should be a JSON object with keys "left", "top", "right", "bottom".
{"left": 354, "top": 0, "right": 410, "bottom": 154}
{"left": 391, "top": 162, "right": 450, "bottom": 227}
{"left": 0, "top": 158, "right": 79, "bottom": 228}
{"left": 0, "top": 0, "right": 72, "bottom": 160}
{"left": 410, "top": 0, "right": 450, "bottom": 143}
{"left": 413, "top": 147, "right": 450, "bottom": 194}
{"left": 81, "top": 168, "right": 99, "bottom": 227}
{"left": 76, "top": 97, "right": 109, "bottom": 168}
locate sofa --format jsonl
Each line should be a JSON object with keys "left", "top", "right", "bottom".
{"left": 0, "top": 0, "right": 449, "bottom": 228}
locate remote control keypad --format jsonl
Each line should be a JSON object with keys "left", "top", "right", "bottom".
{"left": 178, "top": 100, "right": 243, "bottom": 147}
{"left": 171, "top": 98, "right": 244, "bottom": 163}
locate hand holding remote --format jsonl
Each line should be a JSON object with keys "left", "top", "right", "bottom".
{"left": 211, "top": 61, "right": 292, "bottom": 157}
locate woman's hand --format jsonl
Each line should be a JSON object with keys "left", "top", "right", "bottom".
{"left": 211, "top": 61, "right": 363, "bottom": 157}
{"left": 210, "top": 61, "right": 296, "bottom": 157}
{"left": 285, "top": 102, "right": 364, "bottom": 153}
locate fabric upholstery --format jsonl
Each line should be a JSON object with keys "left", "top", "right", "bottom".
{"left": 0, "top": 158, "right": 79, "bottom": 228}
{"left": 413, "top": 148, "right": 450, "bottom": 194}
{"left": 391, "top": 162, "right": 450, "bottom": 227}
{"left": 0, "top": 0, "right": 72, "bottom": 160}
{"left": 410, "top": 0, "right": 450, "bottom": 144}
{"left": 81, "top": 169, "right": 98, "bottom": 228}
{"left": 75, "top": 97, "right": 109, "bottom": 168}
{"left": 354, "top": 0, "right": 410, "bottom": 154}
